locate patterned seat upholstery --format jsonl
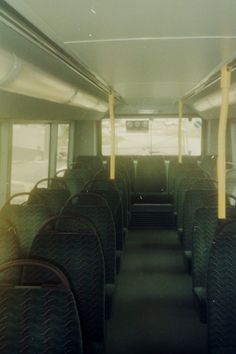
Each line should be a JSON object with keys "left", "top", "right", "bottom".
{"left": 0, "top": 227, "right": 20, "bottom": 283}
{"left": 0, "top": 260, "right": 83, "bottom": 354}
{"left": 182, "top": 189, "right": 217, "bottom": 260}
{"left": 0, "top": 204, "right": 51, "bottom": 256}
{"left": 76, "top": 155, "right": 104, "bottom": 173}
{"left": 168, "top": 159, "right": 199, "bottom": 195}
{"left": 28, "top": 188, "right": 70, "bottom": 215}
{"left": 87, "top": 180, "right": 124, "bottom": 251}
{"left": 135, "top": 156, "right": 166, "bottom": 194}
{"left": 176, "top": 177, "right": 215, "bottom": 235}
{"left": 173, "top": 168, "right": 204, "bottom": 213}
{"left": 61, "top": 194, "right": 117, "bottom": 320}
{"left": 61, "top": 195, "right": 116, "bottom": 285}
{"left": 29, "top": 220, "right": 105, "bottom": 354}
{"left": 93, "top": 169, "right": 130, "bottom": 228}
{"left": 64, "top": 167, "right": 94, "bottom": 184}
{"left": 192, "top": 207, "right": 218, "bottom": 323}
{"left": 53, "top": 176, "right": 86, "bottom": 196}
{"left": 71, "top": 192, "right": 122, "bottom": 273}
{"left": 192, "top": 207, "right": 236, "bottom": 323}
{"left": 207, "top": 220, "right": 236, "bottom": 354}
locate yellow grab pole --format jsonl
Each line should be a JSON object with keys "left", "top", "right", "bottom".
{"left": 217, "top": 65, "right": 232, "bottom": 220}
{"left": 178, "top": 100, "right": 183, "bottom": 163}
{"left": 109, "top": 93, "right": 116, "bottom": 179}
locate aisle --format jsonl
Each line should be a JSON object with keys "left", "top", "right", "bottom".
{"left": 106, "top": 229, "right": 207, "bottom": 354}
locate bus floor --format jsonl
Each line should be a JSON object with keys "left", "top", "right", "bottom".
{"left": 106, "top": 229, "right": 207, "bottom": 354}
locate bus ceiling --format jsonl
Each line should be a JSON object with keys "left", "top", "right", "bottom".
{"left": 1, "top": 0, "right": 236, "bottom": 118}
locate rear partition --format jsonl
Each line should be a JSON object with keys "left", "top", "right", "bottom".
{"left": 103, "top": 155, "right": 200, "bottom": 203}
{"left": 101, "top": 117, "right": 202, "bottom": 204}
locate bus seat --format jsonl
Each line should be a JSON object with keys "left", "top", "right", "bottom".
{"left": 226, "top": 168, "right": 236, "bottom": 202}
{"left": 93, "top": 172, "right": 129, "bottom": 229}
{"left": 65, "top": 166, "right": 95, "bottom": 183}
{"left": 200, "top": 155, "right": 217, "bottom": 179}
{"left": 54, "top": 176, "right": 86, "bottom": 196}
{"left": 173, "top": 167, "right": 204, "bottom": 212}
{"left": 207, "top": 221, "right": 236, "bottom": 354}
{"left": 86, "top": 180, "right": 124, "bottom": 252}
{"left": 61, "top": 195, "right": 116, "bottom": 319}
{"left": 135, "top": 156, "right": 166, "bottom": 195}
{"left": 0, "top": 259, "right": 83, "bottom": 354}
{"left": 0, "top": 204, "right": 51, "bottom": 257}
{"left": 29, "top": 220, "right": 105, "bottom": 354}
{"left": 0, "top": 227, "right": 20, "bottom": 283}
{"left": 168, "top": 158, "right": 200, "bottom": 195}
{"left": 28, "top": 188, "right": 70, "bottom": 215}
{"left": 176, "top": 177, "right": 215, "bottom": 236}
{"left": 117, "top": 156, "right": 135, "bottom": 191}
{"left": 61, "top": 194, "right": 116, "bottom": 284}
{"left": 182, "top": 189, "right": 217, "bottom": 264}
{"left": 192, "top": 207, "right": 236, "bottom": 323}
{"left": 67, "top": 192, "right": 122, "bottom": 273}
{"left": 75, "top": 155, "right": 104, "bottom": 173}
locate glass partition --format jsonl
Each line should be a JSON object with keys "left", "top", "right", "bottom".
{"left": 11, "top": 124, "right": 50, "bottom": 194}
{"left": 56, "top": 123, "right": 69, "bottom": 172}
{"left": 102, "top": 117, "right": 202, "bottom": 156}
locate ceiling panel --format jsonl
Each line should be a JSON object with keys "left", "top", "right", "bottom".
{"left": 65, "top": 38, "right": 236, "bottom": 102}
{"left": 6, "top": 0, "right": 236, "bottom": 41}
{"left": 4, "top": 0, "right": 236, "bottom": 107}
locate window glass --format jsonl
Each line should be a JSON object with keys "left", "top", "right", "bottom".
{"left": 56, "top": 124, "right": 69, "bottom": 171}
{"left": 11, "top": 124, "right": 50, "bottom": 194}
{"left": 102, "top": 117, "right": 201, "bottom": 156}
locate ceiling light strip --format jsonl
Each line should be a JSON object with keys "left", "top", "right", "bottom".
{"left": 65, "top": 35, "right": 236, "bottom": 45}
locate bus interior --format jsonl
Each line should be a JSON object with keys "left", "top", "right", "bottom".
{"left": 0, "top": 1, "right": 236, "bottom": 353}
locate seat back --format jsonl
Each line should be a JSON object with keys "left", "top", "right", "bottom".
{"left": 61, "top": 194, "right": 116, "bottom": 285}
{"left": 76, "top": 155, "right": 104, "bottom": 172}
{"left": 168, "top": 159, "right": 199, "bottom": 195}
{"left": 182, "top": 189, "right": 217, "bottom": 253}
{"left": 207, "top": 220, "right": 236, "bottom": 354}
{"left": 29, "top": 216, "right": 105, "bottom": 353}
{"left": 93, "top": 171, "right": 129, "bottom": 228}
{"left": 0, "top": 204, "right": 51, "bottom": 256}
{"left": 28, "top": 188, "right": 70, "bottom": 215}
{"left": 64, "top": 166, "right": 94, "bottom": 183}
{"left": 86, "top": 180, "right": 124, "bottom": 250}
{"left": 192, "top": 207, "right": 236, "bottom": 323}
{"left": 176, "top": 177, "right": 215, "bottom": 232}
{"left": 200, "top": 154, "right": 217, "bottom": 178}
{"left": 173, "top": 168, "right": 204, "bottom": 212}
{"left": 53, "top": 176, "right": 86, "bottom": 196}
{"left": 0, "top": 227, "right": 20, "bottom": 283}
{"left": 0, "top": 259, "right": 83, "bottom": 354}
{"left": 135, "top": 156, "right": 166, "bottom": 194}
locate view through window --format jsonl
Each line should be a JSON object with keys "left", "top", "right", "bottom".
{"left": 11, "top": 124, "right": 50, "bottom": 195}
{"left": 56, "top": 124, "right": 69, "bottom": 172}
{"left": 102, "top": 117, "right": 202, "bottom": 156}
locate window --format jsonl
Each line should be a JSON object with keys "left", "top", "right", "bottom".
{"left": 11, "top": 124, "right": 50, "bottom": 194}
{"left": 56, "top": 124, "right": 69, "bottom": 171}
{"left": 102, "top": 117, "right": 201, "bottom": 156}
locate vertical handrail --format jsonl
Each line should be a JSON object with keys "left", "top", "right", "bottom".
{"left": 217, "top": 65, "right": 232, "bottom": 220}
{"left": 178, "top": 100, "right": 183, "bottom": 163}
{"left": 109, "top": 93, "right": 116, "bottom": 179}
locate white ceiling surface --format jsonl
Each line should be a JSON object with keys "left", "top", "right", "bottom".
{"left": 5, "top": 0, "right": 236, "bottom": 107}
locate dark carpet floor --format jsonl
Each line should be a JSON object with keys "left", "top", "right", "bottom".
{"left": 106, "top": 229, "right": 207, "bottom": 354}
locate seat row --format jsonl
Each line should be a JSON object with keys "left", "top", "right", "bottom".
{"left": 172, "top": 156, "right": 236, "bottom": 354}
{"left": 0, "top": 157, "right": 130, "bottom": 354}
